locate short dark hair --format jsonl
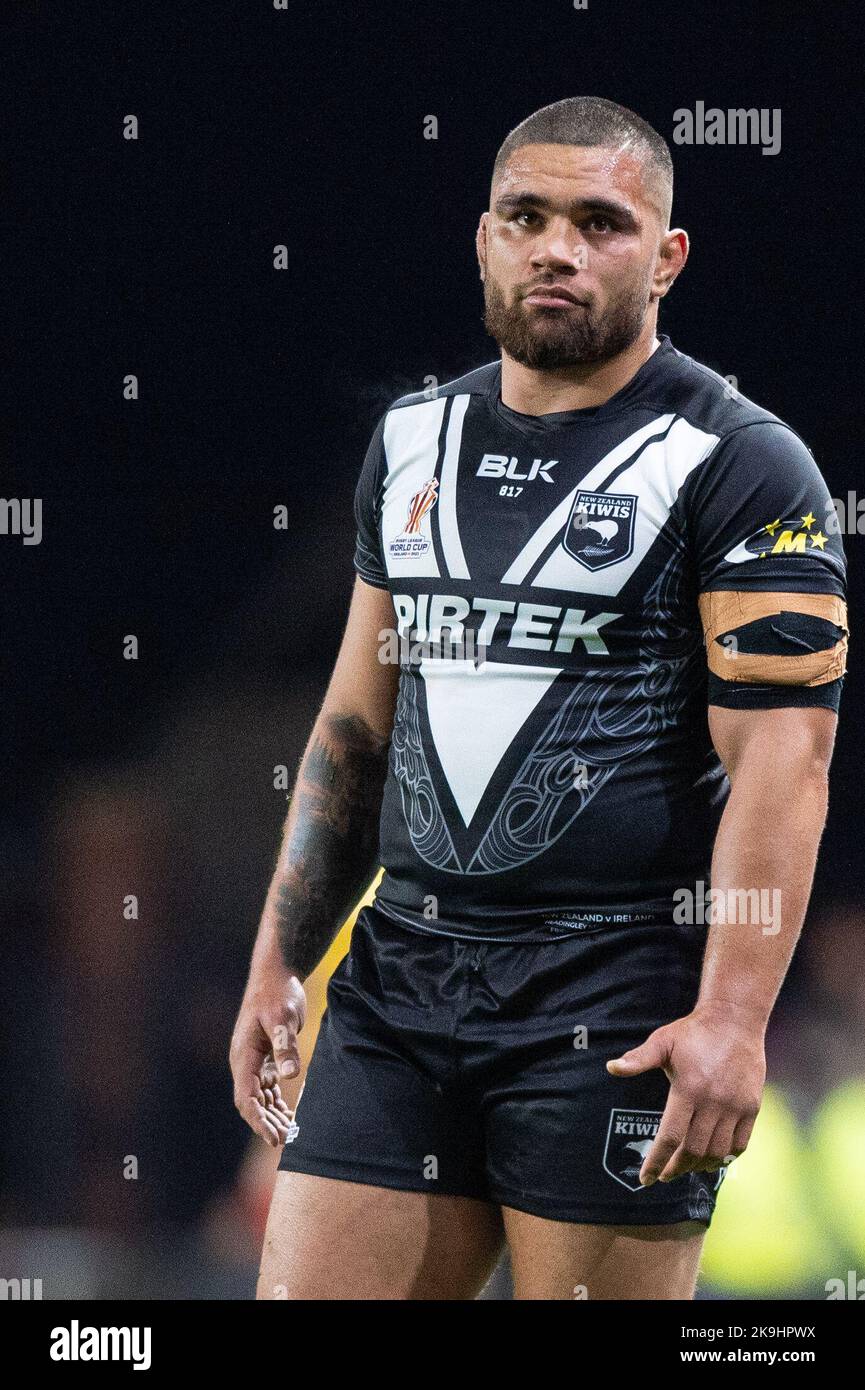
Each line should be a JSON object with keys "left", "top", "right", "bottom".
{"left": 491, "top": 96, "right": 673, "bottom": 225}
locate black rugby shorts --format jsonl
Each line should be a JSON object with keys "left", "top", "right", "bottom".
{"left": 277, "top": 902, "right": 725, "bottom": 1225}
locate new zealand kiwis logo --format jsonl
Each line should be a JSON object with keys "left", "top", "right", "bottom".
{"left": 564, "top": 490, "right": 638, "bottom": 571}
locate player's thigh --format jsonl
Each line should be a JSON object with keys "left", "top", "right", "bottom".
{"left": 258, "top": 1170, "right": 505, "bottom": 1300}
{"left": 503, "top": 1208, "right": 707, "bottom": 1301}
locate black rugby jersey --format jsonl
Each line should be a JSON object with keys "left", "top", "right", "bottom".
{"left": 353, "top": 335, "right": 846, "bottom": 940}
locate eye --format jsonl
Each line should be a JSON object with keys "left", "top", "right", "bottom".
{"left": 585, "top": 215, "right": 614, "bottom": 233}
{"left": 512, "top": 209, "right": 541, "bottom": 227}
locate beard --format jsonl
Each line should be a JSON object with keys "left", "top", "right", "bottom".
{"left": 482, "top": 274, "right": 649, "bottom": 370}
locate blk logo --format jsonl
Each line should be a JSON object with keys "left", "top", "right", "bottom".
{"left": 477, "top": 454, "right": 557, "bottom": 483}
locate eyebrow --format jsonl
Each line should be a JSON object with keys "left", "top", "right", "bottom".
{"left": 493, "top": 191, "right": 639, "bottom": 228}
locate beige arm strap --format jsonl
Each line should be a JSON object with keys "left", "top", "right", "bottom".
{"left": 698, "top": 590, "right": 848, "bottom": 686}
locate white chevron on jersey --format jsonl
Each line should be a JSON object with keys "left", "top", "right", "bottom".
{"left": 438, "top": 394, "right": 471, "bottom": 579}
{"left": 420, "top": 656, "right": 560, "bottom": 826}
{"left": 501, "top": 414, "right": 676, "bottom": 586}
{"left": 532, "top": 417, "right": 721, "bottom": 595}
{"left": 381, "top": 398, "right": 446, "bottom": 577}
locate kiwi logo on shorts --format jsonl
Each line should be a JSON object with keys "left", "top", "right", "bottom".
{"left": 603, "top": 1107, "right": 662, "bottom": 1191}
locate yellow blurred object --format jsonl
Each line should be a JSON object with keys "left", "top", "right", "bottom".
{"left": 298, "top": 869, "right": 384, "bottom": 1063}
{"left": 809, "top": 1078, "right": 865, "bottom": 1261}
{"left": 701, "top": 1085, "right": 832, "bottom": 1294}
{"left": 241, "top": 875, "right": 385, "bottom": 1218}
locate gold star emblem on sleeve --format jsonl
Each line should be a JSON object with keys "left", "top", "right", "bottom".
{"left": 801, "top": 512, "right": 816, "bottom": 529}
{"left": 764, "top": 518, "right": 782, "bottom": 536}
{"left": 809, "top": 531, "right": 827, "bottom": 550}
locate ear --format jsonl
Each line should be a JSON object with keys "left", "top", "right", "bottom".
{"left": 651, "top": 228, "right": 689, "bottom": 300}
{"left": 476, "top": 212, "right": 489, "bottom": 281}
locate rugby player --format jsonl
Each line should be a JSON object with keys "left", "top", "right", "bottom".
{"left": 231, "top": 97, "right": 848, "bottom": 1299}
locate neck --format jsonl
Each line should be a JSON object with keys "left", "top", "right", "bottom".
{"left": 500, "top": 322, "right": 661, "bottom": 416}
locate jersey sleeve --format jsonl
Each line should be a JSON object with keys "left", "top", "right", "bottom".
{"left": 685, "top": 421, "right": 848, "bottom": 711}
{"left": 353, "top": 413, "right": 389, "bottom": 589}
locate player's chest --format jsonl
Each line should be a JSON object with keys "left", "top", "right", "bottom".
{"left": 378, "top": 401, "right": 698, "bottom": 604}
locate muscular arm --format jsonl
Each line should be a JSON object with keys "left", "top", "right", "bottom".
{"left": 232, "top": 576, "right": 398, "bottom": 1143}
{"left": 608, "top": 704, "right": 838, "bottom": 1185}
{"left": 269, "top": 712, "right": 391, "bottom": 979}
{"left": 696, "top": 704, "right": 838, "bottom": 1026}
{"left": 254, "top": 577, "right": 398, "bottom": 979}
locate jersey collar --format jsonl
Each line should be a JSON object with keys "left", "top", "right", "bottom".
{"left": 485, "top": 334, "right": 676, "bottom": 435}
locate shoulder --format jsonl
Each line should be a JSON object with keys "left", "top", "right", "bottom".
{"left": 662, "top": 344, "right": 824, "bottom": 491}
{"left": 661, "top": 341, "right": 793, "bottom": 441}
{"left": 386, "top": 360, "right": 500, "bottom": 412}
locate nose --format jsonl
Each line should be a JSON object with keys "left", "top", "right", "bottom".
{"left": 530, "top": 219, "right": 586, "bottom": 272}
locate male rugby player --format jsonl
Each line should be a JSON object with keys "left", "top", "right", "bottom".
{"left": 231, "top": 97, "right": 848, "bottom": 1299}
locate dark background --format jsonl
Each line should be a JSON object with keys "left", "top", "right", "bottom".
{"left": 1, "top": 0, "right": 862, "bottom": 1297}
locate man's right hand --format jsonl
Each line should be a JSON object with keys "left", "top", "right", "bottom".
{"left": 230, "top": 968, "right": 308, "bottom": 1147}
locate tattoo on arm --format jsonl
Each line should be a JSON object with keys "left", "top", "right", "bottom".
{"left": 274, "top": 715, "right": 390, "bottom": 979}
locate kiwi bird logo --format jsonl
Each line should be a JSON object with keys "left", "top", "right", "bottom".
{"left": 622, "top": 1137, "right": 654, "bottom": 1176}
{"left": 604, "top": 1108, "right": 663, "bottom": 1191}
{"left": 577, "top": 518, "right": 619, "bottom": 552}
{"left": 626, "top": 1138, "right": 654, "bottom": 1161}
{"left": 623, "top": 1134, "right": 656, "bottom": 1167}
{"left": 564, "top": 490, "right": 638, "bottom": 571}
